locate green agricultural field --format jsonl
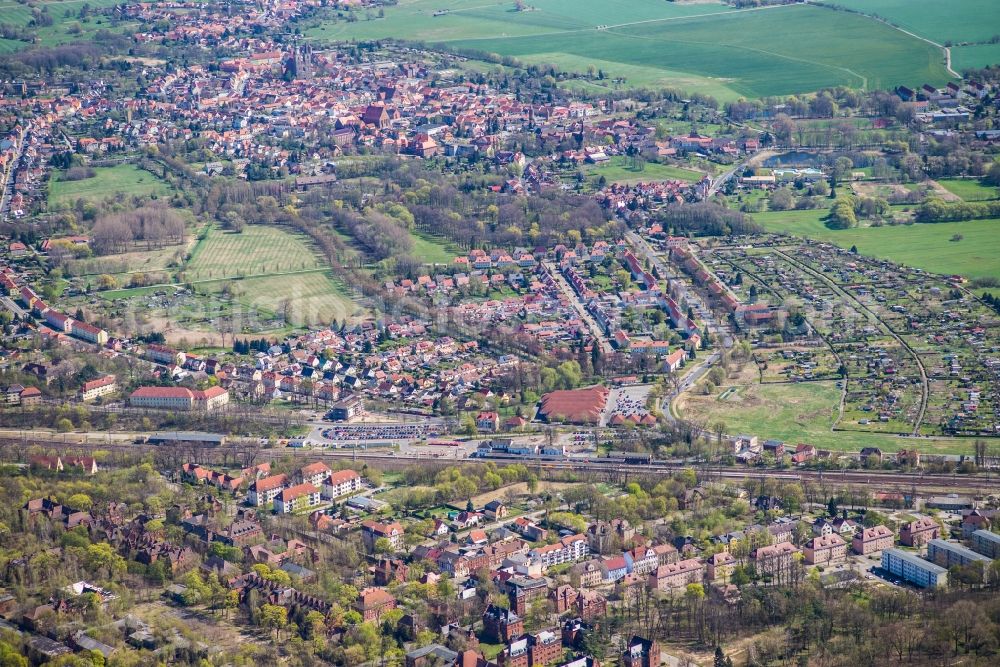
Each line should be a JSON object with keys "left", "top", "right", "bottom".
{"left": 952, "top": 43, "right": 1000, "bottom": 71}
{"left": 585, "top": 156, "right": 703, "bottom": 184}
{"left": 937, "top": 178, "right": 1000, "bottom": 202}
{"left": 48, "top": 164, "right": 171, "bottom": 206}
{"left": 816, "top": 0, "right": 1000, "bottom": 45}
{"left": 185, "top": 225, "right": 323, "bottom": 281}
{"left": 316, "top": 1, "right": 954, "bottom": 98}
{"left": 752, "top": 209, "right": 1000, "bottom": 280}
{"left": 675, "top": 380, "right": 981, "bottom": 454}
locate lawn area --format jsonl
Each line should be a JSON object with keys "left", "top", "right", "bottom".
{"left": 674, "top": 380, "right": 980, "bottom": 455}
{"left": 410, "top": 231, "right": 459, "bottom": 265}
{"left": 816, "top": 0, "right": 1000, "bottom": 45}
{"left": 751, "top": 209, "right": 1000, "bottom": 281}
{"left": 936, "top": 178, "right": 999, "bottom": 202}
{"left": 48, "top": 164, "right": 171, "bottom": 206}
{"left": 585, "top": 156, "right": 703, "bottom": 184}
{"left": 313, "top": 1, "right": 951, "bottom": 98}
{"left": 185, "top": 225, "right": 323, "bottom": 281}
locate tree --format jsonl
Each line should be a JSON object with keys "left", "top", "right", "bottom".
{"left": 0, "top": 641, "right": 27, "bottom": 667}
{"left": 983, "top": 161, "right": 1000, "bottom": 187}
{"left": 85, "top": 543, "right": 126, "bottom": 579}
{"left": 373, "top": 537, "right": 392, "bottom": 554}
{"left": 259, "top": 604, "right": 288, "bottom": 640}
{"left": 827, "top": 497, "right": 838, "bottom": 517}
{"left": 67, "top": 493, "right": 93, "bottom": 511}
{"left": 769, "top": 188, "right": 794, "bottom": 211}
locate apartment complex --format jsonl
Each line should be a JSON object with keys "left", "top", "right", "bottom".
{"left": 881, "top": 549, "right": 948, "bottom": 588}
{"left": 971, "top": 529, "right": 1000, "bottom": 559}
{"left": 274, "top": 483, "right": 321, "bottom": 514}
{"left": 803, "top": 533, "right": 847, "bottom": 565}
{"left": 927, "top": 539, "right": 993, "bottom": 570}
{"left": 80, "top": 375, "right": 117, "bottom": 401}
{"left": 129, "top": 386, "right": 229, "bottom": 412}
{"left": 852, "top": 525, "right": 895, "bottom": 555}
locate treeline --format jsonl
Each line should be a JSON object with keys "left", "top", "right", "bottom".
{"left": 328, "top": 205, "right": 413, "bottom": 261}
{"left": 982, "top": 293, "right": 1000, "bottom": 317}
{"left": 655, "top": 202, "right": 761, "bottom": 236}
{"left": 915, "top": 198, "right": 1000, "bottom": 223}
{"left": 827, "top": 194, "right": 890, "bottom": 229}
{"left": 232, "top": 338, "right": 279, "bottom": 354}
{"left": 91, "top": 204, "right": 186, "bottom": 254}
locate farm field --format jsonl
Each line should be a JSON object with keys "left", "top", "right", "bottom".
{"left": 751, "top": 209, "right": 1000, "bottom": 280}
{"left": 185, "top": 225, "right": 323, "bottom": 281}
{"left": 306, "top": 0, "right": 736, "bottom": 44}
{"left": 585, "top": 156, "right": 703, "bottom": 184}
{"left": 319, "top": 1, "right": 955, "bottom": 98}
{"left": 674, "top": 380, "right": 979, "bottom": 455}
{"left": 815, "top": 0, "right": 1000, "bottom": 45}
{"left": 936, "top": 178, "right": 1000, "bottom": 202}
{"left": 952, "top": 43, "right": 1000, "bottom": 71}
{"left": 48, "top": 164, "right": 171, "bottom": 206}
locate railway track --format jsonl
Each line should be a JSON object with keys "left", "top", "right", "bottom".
{"left": 2, "top": 437, "right": 996, "bottom": 493}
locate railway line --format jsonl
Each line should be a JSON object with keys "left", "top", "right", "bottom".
{"left": 3, "top": 436, "right": 997, "bottom": 494}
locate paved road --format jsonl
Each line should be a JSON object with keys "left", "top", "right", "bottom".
{"left": 542, "top": 261, "right": 613, "bottom": 355}
{"left": 0, "top": 296, "right": 28, "bottom": 319}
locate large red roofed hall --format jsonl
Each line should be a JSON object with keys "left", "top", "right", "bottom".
{"left": 538, "top": 385, "right": 609, "bottom": 424}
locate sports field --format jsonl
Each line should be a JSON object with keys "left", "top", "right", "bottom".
{"left": 675, "top": 380, "right": 979, "bottom": 454}
{"left": 185, "top": 225, "right": 363, "bottom": 325}
{"left": 48, "top": 164, "right": 172, "bottom": 206}
{"left": 312, "top": 1, "right": 954, "bottom": 98}
{"left": 185, "top": 225, "right": 323, "bottom": 281}
{"left": 751, "top": 209, "right": 1000, "bottom": 281}
{"left": 196, "top": 272, "right": 361, "bottom": 327}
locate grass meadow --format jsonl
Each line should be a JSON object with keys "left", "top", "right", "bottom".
{"left": 937, "top": 179, "right": 1000, "bottom": 202}
{"left": 675, "top": 380, "right": 985, "bottom": 454}
{"left": 48, "top": 164, "right": 172, "bottom": 206}
{"left": 584, "top": 156, "right": 703, "bottom": 184}
{"left": 410, "top": 231, "right": 460, "bottom": 266}
{"left": 751, "top": 209, "right": 1000, "bottom": 281}
{"left": 0, "top": 0, "right": 132, "bottom": 48}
